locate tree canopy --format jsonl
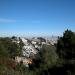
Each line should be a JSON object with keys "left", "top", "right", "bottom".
{"left": 57, "top": 29, "right": 75, "bottom": 60}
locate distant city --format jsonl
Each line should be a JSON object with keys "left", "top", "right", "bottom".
{"left": 11, "top": 36, "right": 58, "bottom": 67}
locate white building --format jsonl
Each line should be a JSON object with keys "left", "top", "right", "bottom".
{"left": 22, "top": 45, "right": 37, "bottom": 57}
{"left": 31, "top": 41, "right": 37, "bottom": 45}
{"left": 21, "top": 38, "right": 28, "bottom": 45}
{"left": 41, "top": 42, "right": 46, "bottom": 45}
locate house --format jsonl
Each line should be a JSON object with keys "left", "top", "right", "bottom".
{"left": 15, "top": 56, "right": 33, "bottom": 67}
{"left": 41, "top": 42, "right": 46, "bottom": 45}
{"left": 31, "top": 41, "right": 37, "bottom": 45}
{"left": 21, "top": 38, "right": 28, "bottom": 45}
{"left": 22, "top": 45, "right": 38, "bottom": 57}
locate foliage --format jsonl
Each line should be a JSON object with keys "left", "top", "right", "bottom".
{"left": 57, "top": 29, "right": 75, "bottom": 60}
{"left": 0, "top": 37, "right": 22, "bottom": 59}
{"left": 56, "top": 29, "right": 75, "bottom": 75}
{"left": 30, "top": 44, "right": 58, "bottom": 75}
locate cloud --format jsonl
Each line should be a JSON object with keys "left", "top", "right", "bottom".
{"left": 0, "top": 18, "right": 16, "bottom": 23}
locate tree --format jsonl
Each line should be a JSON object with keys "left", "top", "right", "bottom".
{"left": 57, "top": 29, "right": 75, "bottom": 60}
{"left": 31, "top": 44, "right": 58, "bottom": 75}
{"left": 0, "top": 37, "right": 22, "bottom": 59}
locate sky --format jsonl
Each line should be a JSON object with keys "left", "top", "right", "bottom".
{"left": 0, "top": 0, "right": 75, "bottom": 37}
